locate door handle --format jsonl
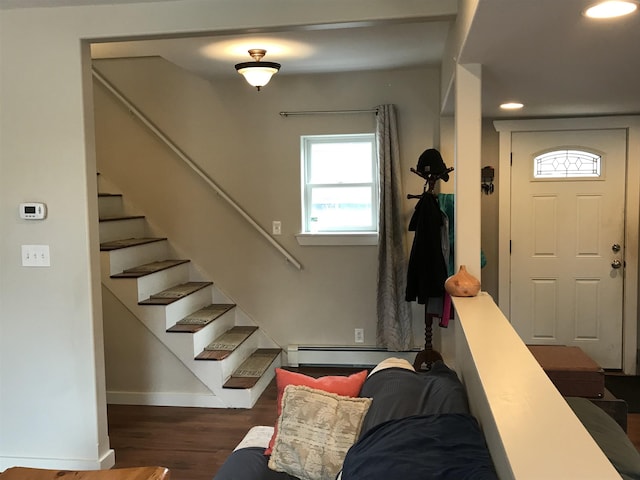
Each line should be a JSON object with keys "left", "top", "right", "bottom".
{"left": 611, "top": 259, "right": 622, "bottom": 269}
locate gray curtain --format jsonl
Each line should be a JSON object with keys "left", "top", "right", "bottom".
{"left": 375, "top": 104, "right": 413, "bottom": 351}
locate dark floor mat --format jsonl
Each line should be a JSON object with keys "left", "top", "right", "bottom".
{"left": 605, "top": 375, "right": 640, "bottom": 413}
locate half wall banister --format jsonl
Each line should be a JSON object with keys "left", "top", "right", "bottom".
{"left": 92, "top": 66, "right": 302, "bottom": 270}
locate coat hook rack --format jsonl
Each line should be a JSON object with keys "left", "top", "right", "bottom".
{"left": 405, "top": 149, "right": 454, "bottom": 371}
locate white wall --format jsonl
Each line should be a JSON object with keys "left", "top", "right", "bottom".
{"left": 102, "top": 288, "right": 213, "bottom": 398}
{"left": 0, "top": 0, "right": 458, "bottom": 469}
{"left": 431, "top": 117, "right": 499, "bottom": 300}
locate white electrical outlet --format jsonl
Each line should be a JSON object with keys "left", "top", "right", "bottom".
{"left": 21, "top": 244, "right": 50, "bottom": 267}
{"left": 272, "top": 221, "right": 282, "bottom": 235}
{"left": 354, "top": 328, "right": 364, "bottom": 343}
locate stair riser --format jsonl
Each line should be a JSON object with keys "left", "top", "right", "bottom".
{"left": 192, "top": 313, "right": 236, "bottom": 356}
{"left": 101, "top": 240, "right": 171, "bottom": 275}
{"left": 163, "top": 287, "right": 216, "bottom": 330}
{"left": 132, "top": 310, "right": 239, "bottom": 397}
{"left": 221, "top": 356, "right": 281, "bottom": 408}
{"left": 98, "top": 195, "right": 124, "bottom": 218}
{"left": 105, "top": 278, "right": 214, "bottom": 331}
{"left": 218, "top": 333, "right": 261, "bottom": 380}
{"left": 134, "top": 264, "right": 191, "bottom": 302}
{"left": 113, "top": 311, "right": 265, "bottom": 408}
{"left": 99, "top": 217, "right": 147, "bottom": 243}
{"left": 125, "top": 301, "right": 213, "bottom": 367}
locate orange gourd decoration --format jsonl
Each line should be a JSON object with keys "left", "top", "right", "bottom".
{"left": 444, "top": 265, "right": 481, "bottom": 297}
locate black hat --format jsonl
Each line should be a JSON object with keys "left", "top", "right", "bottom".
{"left": 417, "top": 148, "right": 449, "bottom": 181}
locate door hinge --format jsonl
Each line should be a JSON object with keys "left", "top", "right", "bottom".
{"left": 510, "top": 152, "right": 513, "bottom": 166}
{"left": 510, "top": 240, "right": 512, "bottom": 254}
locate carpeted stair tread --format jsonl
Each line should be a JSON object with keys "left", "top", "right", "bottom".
{"left": 223, "top": 348, "right": 282, "bottom": 389}
{"left": 111, "top": 259, "right": 190, "bottom": 278}
{"left": 139, "top": 281, "right": 212, "bottom": 305}
{"left": 167, "top": 304, "right": 236, "bottom": 333}
{"left": 100, "top": 237, "right": 167, "bottom": 251}
{"left": 195, "top": 326, "right": 258, "bottom": 360}
{"left": 99, "top": 214, "right": 146, "bottom": 222}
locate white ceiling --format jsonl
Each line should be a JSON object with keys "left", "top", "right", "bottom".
{"left": 5, "top": 0, "right": 640, "bottom": 119}
{"left": 91, "top": 20, "right": 452, "bottom": 79}
{"left": 464, "top": 0, "right": 640, "bottom": 118}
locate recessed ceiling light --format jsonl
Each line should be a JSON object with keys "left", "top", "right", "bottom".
{"left": 584, "top": 1, "right": 638, "bottom": 18}
{"left": 500, "top": 102, "right": 524, "bottom": 110}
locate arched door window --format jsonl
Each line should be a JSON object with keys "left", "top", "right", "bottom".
{"left": 533, "top": 149, "right": 601, "bottom": 179}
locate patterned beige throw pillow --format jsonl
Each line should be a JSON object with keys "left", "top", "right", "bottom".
{"left": 268, "top": 384, "right": 372, "bottom": 480}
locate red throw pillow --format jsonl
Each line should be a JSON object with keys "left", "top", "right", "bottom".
{"left": 264, "top": 367, "right": 369, "bottom": 455}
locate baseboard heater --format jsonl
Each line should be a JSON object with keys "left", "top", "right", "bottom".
{"left": 287, "top": 345, "right": 421, "bottom": 368}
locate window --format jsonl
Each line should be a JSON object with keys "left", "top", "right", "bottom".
{"left": 301, "top": 134, "right": 378, "bottom": 234}
{"left": 533, "top": 149, "right": 602, "bottom": 179}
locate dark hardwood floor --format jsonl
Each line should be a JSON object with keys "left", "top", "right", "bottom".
{"left": 108, "top": 385, "right": 277, "bottom": 480}
{"left": 108, "top": 367, "right": 362, "bottom": 480}
{"left": 107, "top": 368, "right": 640, "bottom": 480}
{"left": 628, "top": 414, "right": 640, "bottom": 451}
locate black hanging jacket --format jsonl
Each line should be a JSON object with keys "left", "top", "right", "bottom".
{"left": 405, "top": 194, "right": 448, "bottom": 304}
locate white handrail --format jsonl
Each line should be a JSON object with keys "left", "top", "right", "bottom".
{"left": 92, "top": 67, "right": 302, "bottom": 270}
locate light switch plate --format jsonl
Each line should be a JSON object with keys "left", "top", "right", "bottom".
{"left": 22, "top": 245, "right": 50, "bottom": 267}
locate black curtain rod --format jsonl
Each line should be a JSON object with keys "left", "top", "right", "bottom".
{"left": 279, "top": 108, "right": 378, "bottom": 117}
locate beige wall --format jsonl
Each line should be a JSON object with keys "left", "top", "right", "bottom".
{"left": 480, "top": 119, "right": 500, "bottom": 301}
{"left": 431, "top": 117, "right": 499, "bottom": 301}
{"left": 0, "top": 0, "right": 460, "bottom": 469}
{"left": 94, "top": 57, "right": 443, "bottom": 355}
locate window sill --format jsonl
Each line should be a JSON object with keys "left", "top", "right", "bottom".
{"left": 295, "top": 232, "right": 378, "bottom": 246}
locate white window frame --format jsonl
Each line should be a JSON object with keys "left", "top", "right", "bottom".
{"left": 296, "top": 133, "right": 379, "bottom": 246}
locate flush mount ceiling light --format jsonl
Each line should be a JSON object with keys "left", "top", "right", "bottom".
{"left": 500, "top": 102, "right": 524, "bottom": 110}
{"left": 235, "top": 49, "right": 281, "bottom": 91}
{"left": 584, "top": 0, "right": 638, "bottom": 18}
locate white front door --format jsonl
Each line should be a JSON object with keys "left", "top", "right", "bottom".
{"left": 510, "top": 129, "right": 627, "bottom": 369}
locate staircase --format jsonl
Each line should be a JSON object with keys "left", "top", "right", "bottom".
{"left": 98, "top": 183, "right": 281, "bottom": 409}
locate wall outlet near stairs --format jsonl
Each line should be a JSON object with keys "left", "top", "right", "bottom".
{"left": 354, "top": 328, "right": 364, "bottom": 343}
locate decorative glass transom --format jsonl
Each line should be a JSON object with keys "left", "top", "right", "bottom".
{"left": 534, "top": 149, "right": 601, "bottom": 179}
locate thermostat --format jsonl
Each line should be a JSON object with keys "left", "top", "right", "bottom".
{"left": 20, "top": 202, "right": 47, "bottom": 220}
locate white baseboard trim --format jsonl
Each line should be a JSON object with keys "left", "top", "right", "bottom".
{"left": 287, "top": 345, "right": 421, "bottom": 367}
{"left": 107, "top": 391, "right": 225, "bottom": 408}
{"left": 0, "top": 450, "right": 114, "bottom": 472}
